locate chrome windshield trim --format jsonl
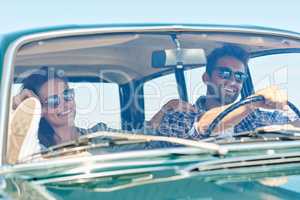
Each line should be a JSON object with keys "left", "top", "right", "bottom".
{"left": 182, "top": 151, "right": 300, "bottom": 173}
{"left": 0, "top": 147, "right": 207, "bottom": 175}
{"left": 1, "top": 24, "right": 300, "bottom": 165}
{"left": 1, "top": 140, "right": 300, "bottom": 175}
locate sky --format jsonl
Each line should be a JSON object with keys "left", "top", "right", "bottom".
{"left": 1, "top": 0, "right": 300, "bottom": 34}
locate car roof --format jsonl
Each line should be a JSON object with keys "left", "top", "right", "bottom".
{"left": 3, "top": 23, "right": 300, "bottom": 84}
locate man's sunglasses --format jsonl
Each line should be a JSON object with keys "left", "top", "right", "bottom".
{"left": 43, "top": 88, "right": 74, "bottom": 108}
{"left": 215, "top": 66, "right": 248, "bottom": 83}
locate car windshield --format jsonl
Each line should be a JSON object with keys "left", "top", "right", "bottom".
{"left": 9, "top": 31, "right": 300, "bottom": 163}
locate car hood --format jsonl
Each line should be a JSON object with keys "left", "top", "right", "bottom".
{"left": 1, "top": 144, "right": 300, "bottom": 200}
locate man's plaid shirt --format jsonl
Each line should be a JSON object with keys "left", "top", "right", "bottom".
{"left": 156, "top": 96, "right": 291, "bottom": 140}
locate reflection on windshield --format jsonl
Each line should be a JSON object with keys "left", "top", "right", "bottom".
{"left": 9, "top": 33, "right": 300, "bottom": 165}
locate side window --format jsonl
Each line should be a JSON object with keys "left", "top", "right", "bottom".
{"left": 249, "top": 53, "right": 300, "bottom": 107}
{"left": 184, "top": 67, "right": 206, "bottom": 105}
{"left": 70, "top": 82, "right": 121, "bottom": 129}
{"left": 144, "top": 73, "right": 179, "bottom": 121}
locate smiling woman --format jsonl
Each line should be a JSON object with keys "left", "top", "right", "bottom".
{"left": 13, "top": 67, "right": 108, "bottom": 148}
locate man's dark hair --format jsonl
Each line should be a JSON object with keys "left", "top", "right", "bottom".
{"left": 206, "top": 45, "right": 249, "bottom": 76}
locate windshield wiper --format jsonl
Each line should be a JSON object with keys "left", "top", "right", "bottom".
{"left": 197, "top": 125, "right": 300, "bottom": 145}
{"left": 255, "top": 124, "right": 300, "bottom": 136}
{"left": 231, "top": 125, "right": 300, "bottom": 140}
{"left": 24, "top": 131, "right": 228, "bottom": 162}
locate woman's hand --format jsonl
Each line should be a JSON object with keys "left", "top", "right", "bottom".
{"left": 12, "top": 89, "right": 39, "bottom": 109}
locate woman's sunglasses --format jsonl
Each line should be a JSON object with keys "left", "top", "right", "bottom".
{"left": 43, "top": 88, "right": 74, "bottom": 108}
{"left": 215, "top": 66, "right": 248, "bottom": 83}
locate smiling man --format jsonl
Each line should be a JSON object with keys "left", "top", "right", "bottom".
{"left": 149, "top": 45, "right": 292, "bottom": 139}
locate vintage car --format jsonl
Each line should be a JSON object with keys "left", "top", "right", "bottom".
{"left": 1, "top": 24, "right": 300, "bottom": 199}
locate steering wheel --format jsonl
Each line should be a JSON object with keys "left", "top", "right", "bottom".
{"left": 204, "top": 96, "right": 300, "bottom": 137}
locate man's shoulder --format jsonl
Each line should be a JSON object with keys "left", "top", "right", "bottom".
{"left": 78, "top": 122, "right": 108, "bottom": 135}
{"left": 194, "top": 96, "right": 207, "bottom": 112}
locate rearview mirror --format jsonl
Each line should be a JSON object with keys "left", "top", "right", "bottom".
{"left": 152, "top": 48, "right": 206, "bottom": 68}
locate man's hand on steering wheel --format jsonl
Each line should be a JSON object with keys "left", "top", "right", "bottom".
{"left": 203, "top": 85, "right": 300, "bottom": 137}
{"left": 250, "top": 86, "right": 289, "bottom": 111}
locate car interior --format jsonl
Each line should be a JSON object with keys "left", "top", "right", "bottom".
{"left": 8, "top": 31, "right": 300, "bottom": 162}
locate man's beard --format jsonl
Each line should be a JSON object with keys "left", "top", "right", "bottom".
{"left": 207, "top": 84, "right": 239, "bottom": 105}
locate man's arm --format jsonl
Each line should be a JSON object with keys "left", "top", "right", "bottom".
{"left": 196, "top": 102, "right": 254, "bottom": 134}
{"left": 149, "top": 99, "right": 197, "bottom": 129}
{"left": 196, "top": 86, "right": 289, "bottom": 135}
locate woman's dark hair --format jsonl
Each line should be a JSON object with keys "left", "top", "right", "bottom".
{"left": 206, "top": 45, "right": 249, "bottom": 76}
{"left": 21, "top": 66, "right": 67, "bottom": 147}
